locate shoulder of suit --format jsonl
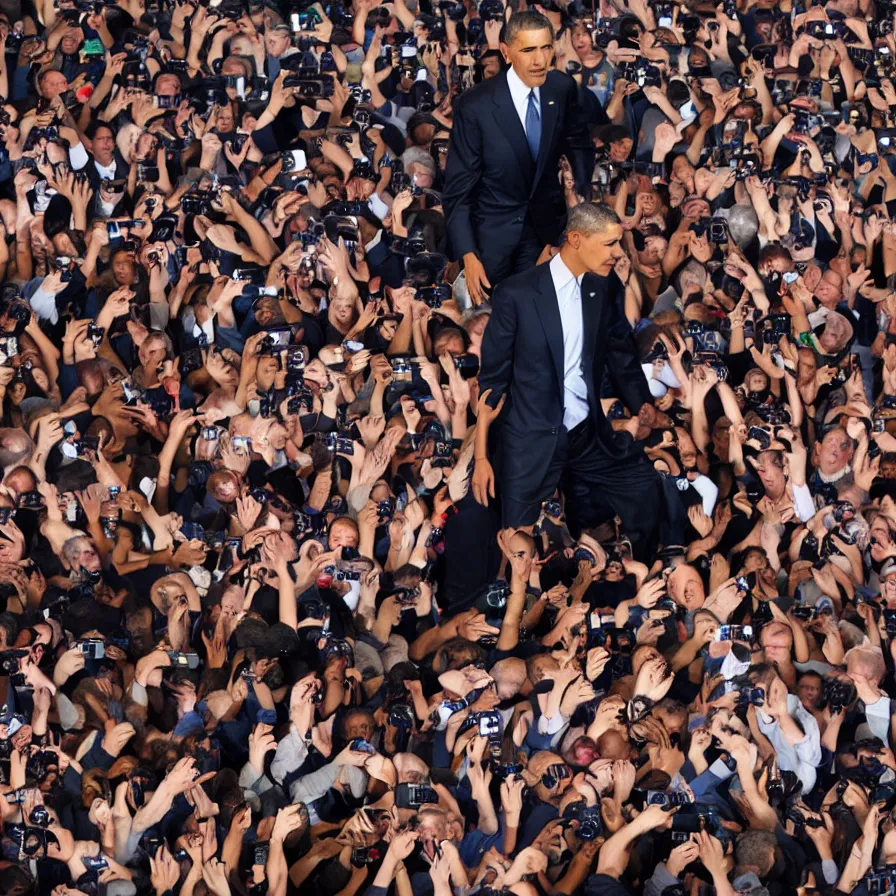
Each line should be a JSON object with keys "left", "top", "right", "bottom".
{"left": 493, "top": 263, "right": 550, "bottom": 301}
{"left": 545, "top": 69, "right": 577, "bottom": 95}
{"left": 457, "top": 73, "right": 503, "bottom": 109}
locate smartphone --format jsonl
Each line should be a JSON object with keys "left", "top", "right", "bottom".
{"left": 747, "top": 425, "right": 772, "bottom": 449}
{"left": 76, "top": 639, "right": 106, "bottom": 660}
{"left": 282, "top": 149, "right": 307, "bottom": 172}
{"left": 714, "top": 624, "right": 754, "bottom": 642}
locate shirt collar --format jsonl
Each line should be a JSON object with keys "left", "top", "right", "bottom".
{"left": 365, "top": 228, "right": 384, "bottom": 254}
{"left": 550, "top": 252, "right": 583, "bottom": 292}
{"left": 507, "top": 66, "right": 539, "bottom": 106}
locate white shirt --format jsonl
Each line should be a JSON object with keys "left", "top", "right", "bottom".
{"left": 68, "top": 141, "right": 88, "bottom": 171}
{"left": 28, "top": 285, "right": 59, "bottom": 325}
{"left": 93, "top": 157, "right": 117, "bottom": 181}
{"left": 506, "top": 66, "right": 540, "bottom": 139}
{"left": 550, "top": 254, "right": 589, "bottom": 431}
{"left": 757, "top": 693, "right": 821, "bottom": 792}
{"left": 864, "top": 695, "right": 892, "bottom": 742}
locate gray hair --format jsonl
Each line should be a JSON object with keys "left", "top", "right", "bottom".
{"left": 563, "top": 202, "right": 621, "bottom": 237}
{"left": 501, "top": 10, "right": 554, "bottom": 45}
{"left": 727, "top": 205, "right": 759, "bottom": 248}
{"left": 62, "top": 535, "right": 91, "bottom": 568}
{"left": 846, "top": 643, "right": 887, "bottom": 684}
{"left": 401, "top": 146, "right": 436, "bottom": 176}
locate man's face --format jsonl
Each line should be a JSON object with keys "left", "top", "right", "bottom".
{"left": 797, "top": 675, "right": 821, "bottom": 710}
{"left": 266, "top": 29, "right": 291, "bottom": 57}
{"left": 639, "top": 190, "right": 659, "bottom": 217}
{"left": 216, "top": 106, "right": 235, "bottom": 132}
{"left": 572, "top": 222, "right": 625, "bottom": 275}
{"left": 755, "top": 452, "right": 785, "bottom": 496}
{"left": 92, "top": 127, "right": 115, "bottom": 162}
{"left": 155, "top": 74, "right": 181, "bottom": 97}
{"left": 672, "top": 156, "right": 695, "bottom": 186}
{"left": 345, "top": 712, "right": 375, "bottom": 741}
{"left": 408, "top": 163, "right": 434, "bottom": 189}
{"left": 113, "top": 252, "right": 136, "bottom": 285}
{"left": 745, "top": 371, "right": 768, "bottom": 393}
{"left": 668, "top": 564, "right": 705, "bottom": 611}
{"left": 501, "top": 27, "right": 554, "bottom": 88}
{"left": 60, "top": 31, "right": 81, "bottom": 55}
{"left": 609, "top": 138, "right": 632, "bottom": 162}
{"left": 416, "top": 810, "right": 449, "bottom": 852}
{"left": 330, "top": 298, "right": 354, "bottom": 325}
{"left": 330, "top": 520, "right": 359, "bottom": 549}
{"left": 815, "top": 269, "right": 842, "bottom": 308}
{"left": 41, "top": 71, "right": 68, "bottom": 100}
{"left": 818, "top": 429, "right": 853, "bottom": 475}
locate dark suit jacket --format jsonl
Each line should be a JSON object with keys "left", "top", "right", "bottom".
{"left": 479, "top": 261, "right": 651, "bottom": 489}
{"left": 442, "top": 69, "right": 592, "bottom": 274}
{"left": 83, "top": 150, "right": 130, "bottom": 190}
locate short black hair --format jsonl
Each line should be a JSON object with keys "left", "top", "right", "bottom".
{"left": 501, "top": 10, "right": 554, "bottom": 46}
{"left": 85, "top": 120, "right": 114, "bottom": 141}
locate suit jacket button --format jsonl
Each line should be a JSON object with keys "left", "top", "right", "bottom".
{"left": 551, "top": 427, "right": 558, "bottom": 434}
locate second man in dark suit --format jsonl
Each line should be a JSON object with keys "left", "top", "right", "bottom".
{"left": 473, "top": 203, "right": 662, "bottom": 560}
{"left": 443, "top": 11, "right": 592, "bottom": 304}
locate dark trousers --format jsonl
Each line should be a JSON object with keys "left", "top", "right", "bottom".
{"left": 504, "top": 417, "right": 662, "bottom": 562}
{"left": 482, "top": 222, "right": 544, "bottom": 287}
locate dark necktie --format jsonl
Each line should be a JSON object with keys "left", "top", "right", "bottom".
{"left": 526, "top": 90, "right": 541, "bottom": 160}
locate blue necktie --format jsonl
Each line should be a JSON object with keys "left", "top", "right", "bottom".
{"left": 525, "top": 89, "right": 541, "bottom": 160}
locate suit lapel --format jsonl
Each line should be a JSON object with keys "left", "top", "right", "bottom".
{"left": 493, "top": 73, "right": 534, "bottom": 180}
{"left": 533, "top": 262, "right": 565, "bottom": 392}
{"left": 532, "top": 78, "right": 559, "bottom": 193}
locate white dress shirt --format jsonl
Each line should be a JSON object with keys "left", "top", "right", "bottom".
{"left": 549, "top": 253, "right": 590, "bottom": 432}
{"left": 506, "top": 66, "right": 541, "bottom": 139}
{"left": 757, "top": 693, "right": 821, "bottom": 793}
{"left": 93, "top": 157, "right": 117, "bottom": 181}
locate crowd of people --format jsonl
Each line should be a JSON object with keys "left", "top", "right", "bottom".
{"left": 7, "top": 2, "right": 896, "bottom": 896}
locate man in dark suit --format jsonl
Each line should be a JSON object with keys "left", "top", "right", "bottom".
{"left": 443, "top": 11, "right": 592, "bottom": 304}
{"left": 473, "top": 204, "right": 662, "bottom": 560}
{"left": 82, "top": 121, "right": 130, "bottom": 192}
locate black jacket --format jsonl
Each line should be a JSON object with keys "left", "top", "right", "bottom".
{"left": 442, "top": 69, "right": 592, "bottom": 272}
{"left": 479, "top": 261, "right": 650, "bottom": 487}
{"left": 83, "top": 150, "right": 130, "bottom": 190}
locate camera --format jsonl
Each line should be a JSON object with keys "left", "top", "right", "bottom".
{"left": 417, "top": 283, "right": 451, "bottom": 308}
{"left": 563, "top": 800, "right": 604, "bottom": 840}
{"left": 614, "top": 59, "right": 661, "bottom": 88}
{"left": 694, "top": 351, "right": 729, "bottom": 382}
{"left": 326, "top": 433, "right": 354, "bottom": 455}
{"left": 646, "top": 790, "right": 692, "bottom": 807}
{"left": 0, "top": 648, "right": 28, "bottom": 676}
{"left": 714, "top": 624, "right": 753, "bottom": 642}
{"left": 823, "top": 677, "right": 857, "bottom": 712}
{"left": 76, "top": 638, "right": 106, "bottom": 660}
{"left": 395, "top": 781, "right": 438, "bottom": 809}
{"left": 388, "top": 702, "right": 415, "bottom": 727}
{"left": 324, "top": 213, "right": 360, "bottom": 244}
{"left": 283, "top": 75, "right": 335, "bottom": 98}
